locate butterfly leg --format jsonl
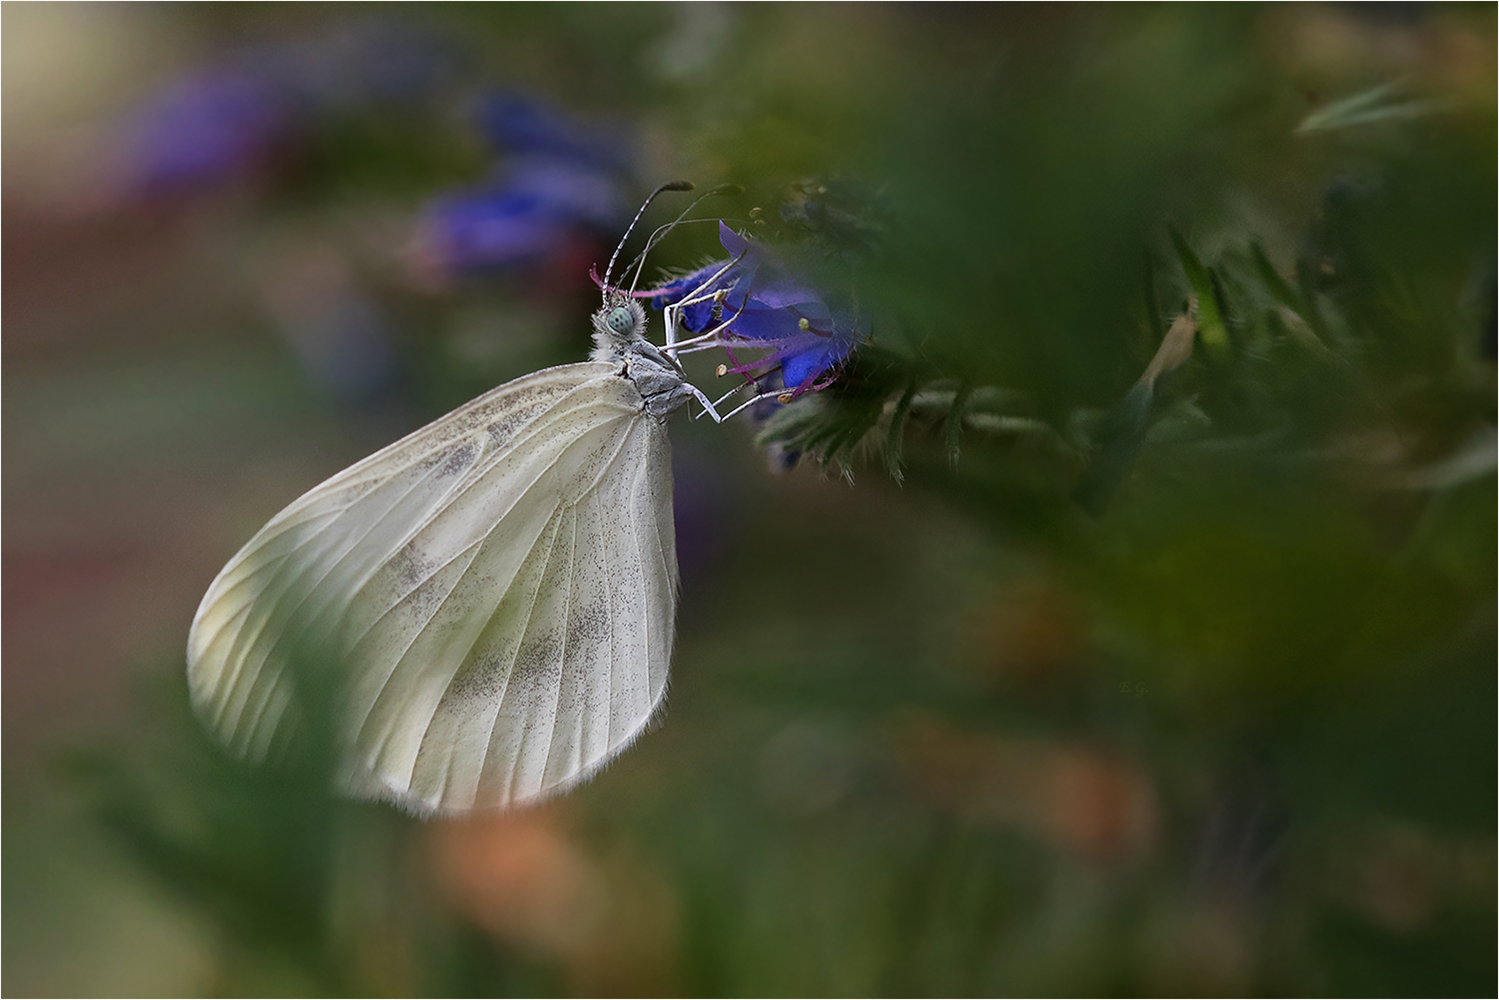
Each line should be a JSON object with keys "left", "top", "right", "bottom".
{"left": 664, "top": 303, "right": 682, "bottom": 355}
{"left": 683, "top": 383, "right": 794, "bottom": 422}
{"left": 719, "top": 389, "right": 791, "bottom": 420}
{"left": 683, "top": 383, "right": 726, "bottom": 423}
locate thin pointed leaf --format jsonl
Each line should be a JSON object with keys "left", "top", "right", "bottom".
{"left": 885, "top": 382, "right": 918, "bottom": 484}
{"left": 946, "top": 383, "right": 972, "bottom": 467}
{"left": 1169, "top": 225, "right": 1229, "bottom": 352}
{"left": 1297, "top": 82, "right": 1443, "bottom": 133}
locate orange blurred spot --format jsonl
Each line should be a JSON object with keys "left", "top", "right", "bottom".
{"left": 427, "top": 808, "right": 679, "bottom": 994}
{"left": 962, "top": 578, "right": 1086, "bottom": 690}
{"left": 897, "top": 714, "right": 1158, "bottom": 863}
{"left": 428, "top": 807, "right": 606, "bottom": 956}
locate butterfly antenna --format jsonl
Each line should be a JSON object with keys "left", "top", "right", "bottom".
{"left": 627, "top": 184, "right": 744, "bottom": 296}
{"left": 603, "top": 180, "right": 695, "bottom": 292}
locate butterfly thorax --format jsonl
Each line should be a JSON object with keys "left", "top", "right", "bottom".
{"left": 591, "top": 293, "right": 694, "bottom": 419}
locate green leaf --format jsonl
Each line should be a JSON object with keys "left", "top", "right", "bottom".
{"left": 946, "top": 382, "right": 972, "bottom": 467}
{"left": 1296, "top": 81, "right": 1443, "bottom": 133}
{"left": 1169, "top": 225, "right": 1229, "bottom": 353}
{"left": 885, "top": 381, "right": 918, "bottom": 484}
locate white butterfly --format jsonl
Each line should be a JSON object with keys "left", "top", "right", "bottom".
{"left": 186, "top": 183, "right": 779, "bottom": 816}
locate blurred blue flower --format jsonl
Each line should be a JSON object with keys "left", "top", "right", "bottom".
{"left": 117, "top": 67, "right": 294, "bottom": 195}
{"left": 420, "top": 159, "right": 628, "bottom": 274}
{"left": 108, "top": 21, "right": 460, "bottom": 198}
{"left": 650, "top": 222, "right": 866, "bottom": 393}
{"left": 473, "top": 91, "right": 633, "bottom": 172}
{"left": 416, "top": 93, "right": 634, "bottom": 279}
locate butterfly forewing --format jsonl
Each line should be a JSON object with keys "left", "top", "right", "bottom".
{"left": 187, "top": 360, "right": 679, "bottom": 814}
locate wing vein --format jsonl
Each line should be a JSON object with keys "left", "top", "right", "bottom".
{"left": 599, "top": 487, "right": 616, "bottom": 757}
{"left": 535, "top": 507, "right": 580, "bottom": 797}
{"left": 366, "top": 390, "right": 636, "bottom": 575}
{"left": 358, "top": 537, "right": 485, "bottom": 768}
{"left": 628, "top": 442, "right": 652, "bottom": 730}
{"left": 476, "top": 510, "right": 565, "bottom": 806}
{"left": 219, "top": 445, "right": 483, "bottom": 740}
{"left": 502, "top": 508, "right": 575, "bottom": 803}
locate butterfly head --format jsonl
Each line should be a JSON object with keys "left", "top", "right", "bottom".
{"left": 590, "top": 292, "right": 647, "bottom": 361}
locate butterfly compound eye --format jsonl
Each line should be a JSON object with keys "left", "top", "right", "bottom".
{"left": 607, "top": 306, "right": 636, "bottom": 336}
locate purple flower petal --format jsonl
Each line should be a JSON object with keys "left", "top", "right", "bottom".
{"left": 783, "top": 339, "right": 852, "bottom": 388}
{"left": 647, "top": 261, "right": 736, "bottom": 331}
{"left": 649, "top": 223, "right": 867, "bottom": 389}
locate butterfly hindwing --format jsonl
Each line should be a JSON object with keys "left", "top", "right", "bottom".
{"left": 187, "top": 360, "right": 679, "bottom": 814}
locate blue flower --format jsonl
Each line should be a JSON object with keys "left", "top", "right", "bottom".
{"left": 109, "top": 22, "right": 461, "bottom": 199}
{"left": 650, "top": 222, "right": 866, "bottom": 393}
{"left": 117, "top": 68, "right": 293, "bottom": 195}
{"left": 416, "top": 159, "right": 631, "bottom": 277}
{"left": 416, "top": 94, "right": 634, "bottom": 278}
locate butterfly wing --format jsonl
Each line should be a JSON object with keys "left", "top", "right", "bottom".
{"left": 187, "top": 360, "right": 678, "bottom": 814}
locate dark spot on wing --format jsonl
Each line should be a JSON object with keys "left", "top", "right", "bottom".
{"left": 387, "top": 543, "right": 436, "bottom": 591}
{"left": 446, "top": 648, "right": 508, "bottom": 705}
{"left": 439, "top": 442, "right": 477, "bottom": 479}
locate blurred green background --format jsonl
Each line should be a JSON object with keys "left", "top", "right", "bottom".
{"left": 4, "top": 4, "right": 1494, "bottom": 995}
